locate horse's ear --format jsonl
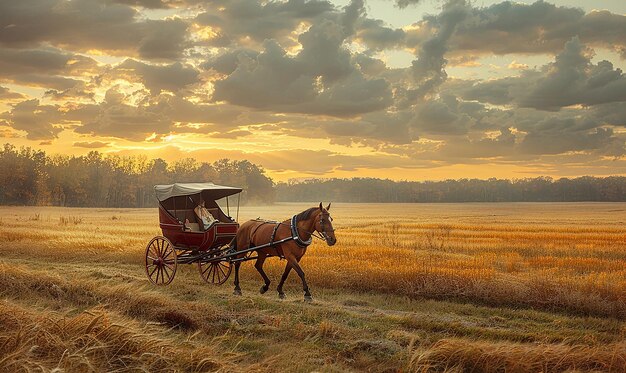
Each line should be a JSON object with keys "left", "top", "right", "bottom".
{"left": 326, "top": 203, "right": 331, "bottom": 211}
{"left": 319, "top": 202, "right": 323, "bottom": 211}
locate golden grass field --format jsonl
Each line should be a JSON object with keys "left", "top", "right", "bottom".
{"left": 1, "top": 203, "right": 625, "bottom": 372}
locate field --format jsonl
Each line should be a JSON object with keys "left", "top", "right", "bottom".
{"left": 1, "top": 203, "right": 625, "bottom": 372}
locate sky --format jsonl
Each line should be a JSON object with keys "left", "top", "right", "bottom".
{"left": 0, "top": 0, "right": 625, "bottom": 182}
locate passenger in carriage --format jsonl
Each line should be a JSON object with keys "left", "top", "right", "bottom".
{"left": 194, "top": 199, "right": 217, "bottom": 230}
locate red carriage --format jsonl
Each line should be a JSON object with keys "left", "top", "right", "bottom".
{"left": 145, "top": 182, "right": 242, "bottom": 286}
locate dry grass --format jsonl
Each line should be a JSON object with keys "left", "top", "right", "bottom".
{"left": 409, "top": 339, "right": 626, "bottom": 373}
{"left": 0, "top": 203, "right": 625, "bottom": 371}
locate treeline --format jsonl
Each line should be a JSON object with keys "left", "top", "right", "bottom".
{"left": 276, "top": 177, "right": 626, "bottom": 203}
{"left": 0, "top": 144, "right": 274, "bottom": 207}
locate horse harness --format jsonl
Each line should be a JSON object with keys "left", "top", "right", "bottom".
{"left": 248, "top": 213, "right": 334, "bottom": 258}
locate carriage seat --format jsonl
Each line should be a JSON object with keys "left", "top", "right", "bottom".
{"left": 186, "top": 222, "right": 201, "bottom": 232}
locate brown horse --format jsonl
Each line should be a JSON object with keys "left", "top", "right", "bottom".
{"left": 229, "top": 203, "right": 336, "bottom": 301}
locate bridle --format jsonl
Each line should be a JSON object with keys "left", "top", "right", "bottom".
{"left": 313, "top": 211, "right": 335, "bottom": 243}
{"left": 290, "top": 210, "right": 335, "bottom": 245}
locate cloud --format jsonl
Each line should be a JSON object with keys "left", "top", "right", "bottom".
{"left": 73, "top": 140, "right": 111, "bottom": 148}
{"left": 395, "top": 0, "right": 424, "bottom": 9}
{"left": 114, "top": 145, "right": 434, "bottom": 174}
{"left": 519, "top": 120, "right": 620, "bottom": 156}
{"left": 194, "top": 0, "right": 334, "bottom": 48}
{"left": 202, "top": 48, "right": 260, "bottom": 75}
{"left": 113, "top": 59, "right": 201, "bottom": 95}
{"left": 0, "top": 0, "right": 190, "bottom": 60}
{"left": 65, "top": 89, "right": 247, "bottom": 140}
{"left": 0, "top": 99, "right": 62, "bottom": 140}
{"left": 69, "top": 89, "right": 173, "bottom": 140}
{"left": 357, "top": 18, "right": 406, "bottom": 50}
{"left": 519, "top": 38, "right": 626, "bottom": 110}
{"left": 404, "top": 1, "right": 626, "bottom": 58}
{"left": 0, "top": 86, "right": 25, "bottom": 101}
{"left": 461, "top": 38, "right": 626, "bottom": 111}
{"left": 211, "top": 5, "right": 393, "bottom": 117}
{"left": 409, "top": 0, "right": 469, "bottom": 97}
{"left": 0, "top": 47, "right": 98, "bottom": 90}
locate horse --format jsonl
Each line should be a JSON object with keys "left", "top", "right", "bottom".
{"left": 229, "top": 202, "right": 336, "bottom": 301}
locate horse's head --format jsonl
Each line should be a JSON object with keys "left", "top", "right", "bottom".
{"left": 315, "top": 202, "right": 336, "bottom": 246}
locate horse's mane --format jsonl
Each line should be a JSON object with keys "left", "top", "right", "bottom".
{"left": 295, "top": 207, "right": 318, "bottom": 221}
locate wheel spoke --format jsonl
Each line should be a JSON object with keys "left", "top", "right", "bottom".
{"left": 217, "top": 264, "right": 226, "bottom": 279}
{"left": 149, "top": 243, "right": 158, "bottom": 257}
{"left": 208, "top": 264, "right": 216, "bottom": 281}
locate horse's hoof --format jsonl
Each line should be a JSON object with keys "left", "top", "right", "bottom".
{"left": 233, "top": 289, "right": 242, "bottom": 296}
{"left": 278, "top": 292, "right": 286, "bottom": 299}
{"left": 260, "top": 285, "right": 269, "bottom": 294}
{"left": 304, "top": 295, "right": 313, "bottom": 302}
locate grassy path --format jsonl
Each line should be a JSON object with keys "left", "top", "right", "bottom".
{"left": 1, "top": 256, "right": 624, "bottom": 372}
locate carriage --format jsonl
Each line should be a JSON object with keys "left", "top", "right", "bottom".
{"left": 145, "top": 182, "right": 302, "bottom": 286}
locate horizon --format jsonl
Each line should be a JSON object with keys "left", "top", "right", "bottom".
{"left": 1, "top": 0, "right": 625, "bottom": 182}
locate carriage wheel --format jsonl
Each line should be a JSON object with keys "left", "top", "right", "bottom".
{"left": 145, "top": 236, "right": 177, "bottom": 285}
{"left": 198, "top": 256, "right": 232, "bottom": 285}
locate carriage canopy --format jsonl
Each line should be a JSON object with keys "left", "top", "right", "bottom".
{"left": 154, "top": 182, "right": 242, "bottom": 202}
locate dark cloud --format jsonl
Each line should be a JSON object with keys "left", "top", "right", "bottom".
{"left": 211, "top": 5, "right": 393, "bottom": 117}
{"left": 0, "top": 99, "right": 62, "bottom": 140}
{"left": 138, "top": 19, "right": 190, "bottom": 60}
{"left": 520, "top": 38, "right": 626, "bottom": 110}
{"left": 460, "top": 38, "right": 626, "bottom": 111}
{"left": 0, "top": 0, "right": 189, "bottom": 60}
{"left": 439, "top": 127, "right": 516, "bottom": 159}
{"left": 395, "top": 0, "right": 425, "bottom": 9}
{"left": 411, "top": 94, "right": 504, "bottom": 135}
{"left": 195, "top": 0, "right": 334, "bottom": 48}
{"left": 519, "top": 120, "right": 620, "bottom": 156}
{"left": 410, "top": 0, "right": 469, "bottom": 97}
{"left": 114, "top": 59, "right": 200, "bottom": 94}
{"left": 404, "top": 1, "right": 626, "bottom": 58}
{"left": 208, "top": 1, "right": 394, "bottom": 116}
{"left": 356, "top": 18, "right": 405, "bottom": 50}
{"left": 202, "top": 48, "right": 260, "bottom": 75}
{"left": 0, "top": 47, "right": 98, "bottom": 90}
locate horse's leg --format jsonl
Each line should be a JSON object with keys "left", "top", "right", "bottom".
{"left": 254, "top": 252, "right": 271, "bottom": 294}
{"left": 286, "top": 254, "right": 312, "bottom": 302}
{"left": 276, "top": 262, "right": 292, "bottom": 299}
{"left": 233, "top": 261, "right": 242, "bottom": 296}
